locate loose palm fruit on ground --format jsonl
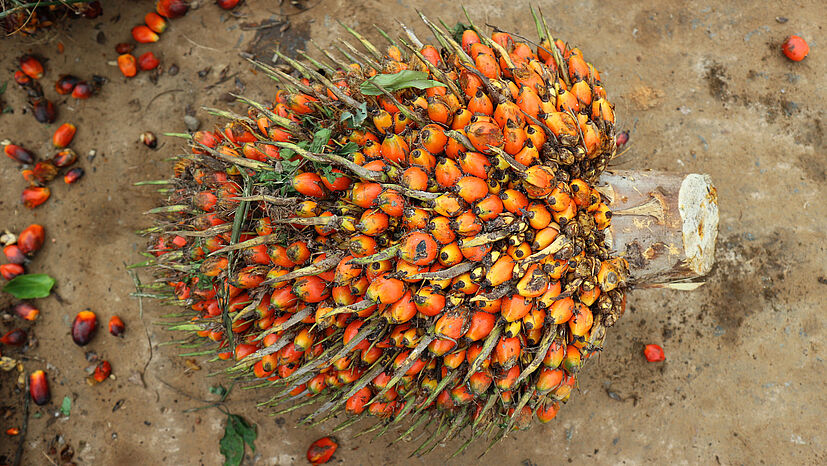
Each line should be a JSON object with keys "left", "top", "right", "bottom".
{"left": 644, "top": 344, "right": 665, "bottom": 362}
{"left": 144, "top": 12, "right": 628, "bottom": 454}
{"left": 93, "top": 360, "right": 112, "bottom": 383}
{"left": 138, "top": 52, "right": 160, "bottom": 71}
{"left": 118, "top": 54, "right": 138, "bottom": 78}
{"left": 307, "top": 437, "right": 337, "bottom": 465}
{"left": 0, "top": 263, "right": 24, "bottom": 280}
{"left": 64, "top": 167, "right": 85, "bottom": 184}
{"left": 0, "top": 328, "right": 27, "bottom": 346}
{"left": 72, "top": 310, "right": 98, "bottom": 346}
{"left": 21, "top": 186, "right": 50, "bottom": 208}
{"left": 29, "top": 370, "right": 51, "bottom": 405}
{"left": 14, "top": 303, "right": 39, "bottom": 321}
{"left": 782, "top": 35, "right": 809, "bottom": 61}
{"left": 17, "top": 224, "right": 45, "bottom": 255}
{"left": 53, "top": 123, "right": 76, "bottom": 148}
{"left": 109, "top": 316, "right": 126, "bottom": 336}
{"left": 4, "top": 143, "right": 34, "bottom": 164}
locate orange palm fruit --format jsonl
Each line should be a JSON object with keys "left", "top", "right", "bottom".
{"left": 494, "top": 336, "right": 521, "bottom": 369}
{"left": 380, "top": 133, "right": 409, "bottom": 164}
{"left": 293, "top": 172, "right": 327, "bottom": 198}
{"left": 562, "top": 345, "right": 582, "bottom": 374}
{"left": 52, "top": 123, "right": 76, "bottom": 148}
{"left": 420, "top": 124, "right": 448, "bottom": 154}
{"left": 17, "top": 224, "right": 45, "bottom": 255}
{"left": 435, "top": 158, "right": 463, "bottom": 188}
{"left": 465, "top": 121, "right": 504, "bottom": 152}
{"left": 413, "top": 288, "right": 445, "bottom": 317}
{"left": 516, "top": 264, "right": 549, "bottom": 298}
{"left": 484, "top": 255, "right": 514, "bottom": 287}
{"left": 117, "top": 54, "right": 137, "bottom": 77}
{"left": 4, "top": 144, "right": 35, "bottom": 164}
{"left": 465, "top": 311, "right": 496, "bottom": 341}
{"left": 366, "top": 275, "right": 405, "bottom": 304}
{"left": 19, "top": 55, "right": 44, "bottom": 79}
{"left": 548, "top": 297, "right": 575, "bottom": 324}
{"left": 144, "top": 12, "right": 167, "bottom": 33}
{"left": 501, "top": 294, "right": 532, "bottom": 322}
{"left": 398, "top": 232, "right": 438, "bottom": 266}
{"left": 132, "top": 25, "right": 159, "bottom": 43}
{"left": 21, "top": 186, "right": 50, "bottom": 208}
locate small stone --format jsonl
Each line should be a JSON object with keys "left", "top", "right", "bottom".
{"left": 168, "top": 64, "right": 179, "bottom": 76}
{"left": 184, "top": 115, "right": 200, "bottom": 131}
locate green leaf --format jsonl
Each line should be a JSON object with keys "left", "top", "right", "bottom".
{"left": 0, "top": 81, "right": 7, "bottom": 95}
{"left": 338, "top": 141, "right": 360, "bottom": 155}
{"left": 360, "top": 71, "right": 446, "bottom": 96}
{"left": 2, "top": 274, "right": 55, "bottom": 299}
{"left": 220, "top": 414, "right": 257, "bottom": 466}
{"left": 60, "top": 396, "right": 72, "bottom": 417}
{"left": 310, "top": 128, "right": 333, "bottom": 153}
{"left": 209, "top": 385, "right": 228, "bottom": 397}
{"left": 219, "top": 426, "right": 244, "bottom": 466}
{"left": 340, "top": 102, "right": 368, "bottom": 128}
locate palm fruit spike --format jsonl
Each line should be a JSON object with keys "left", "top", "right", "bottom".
{"left": 143, "top": 12, "right": 631, "bottom": 454}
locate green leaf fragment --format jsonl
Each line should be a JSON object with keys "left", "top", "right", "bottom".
{"left": 220, "top": 414, "right": 257, "bottom": 466}
{"left": 3, "top": 273, "right": 55, "bottom": 299}
{"left": 60, "top": 396, "right": 72, "bottom": 416}
{"left": 360, "top": 70, "right": 446, "bottom": 96}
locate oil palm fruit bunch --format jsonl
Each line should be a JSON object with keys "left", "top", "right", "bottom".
{"left": 143, "top": 8, "right": 629, "bottom": 455}
{"left": 1, "top": 1, "right": 102, "bottom": 35}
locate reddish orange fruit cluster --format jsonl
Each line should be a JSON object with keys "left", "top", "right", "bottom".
{"left": 4, "top": 124, "right": 84, "bottom": 209}
{"left": 145, "top": 12, "right": 628, "bottom": 453}
{"left": 1, "top": 224, "right": 45, "bottom": 280}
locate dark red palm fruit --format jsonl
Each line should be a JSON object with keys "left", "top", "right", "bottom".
{"left": 55, "top": 75, "right": 81, "bottom": 95}
{"left": 13, "top": 70, "right": 31, "bottom": 86}
{"left": 3, "top": 245, "right": 26, "bottom": 264}
{"left": 19, "top": 55, "right": 44, "bottom": 79}
{"left": 644, "top": 344, "right": 665, "bottom": 362}
{"left": 93, "top": 361, "right": 111, "bottom": 382}
{"left": 3, "top": 144, "right": 35, "bottom": 164}
{"left": 217, "top": 0, "right": 241, "bottom": 9}
{"left": 0, "top": 263, "right": 25, "bottom": 280}
{"left": 17, "top": 224, "right": 45, "bottom": 255}
{"left": 52, "top": 148, "right": 78, "bottom": 167}
{"left": 1, "top": 328, "right": 27, "bottom": 346}
{"left": 115, "top": 42, "right": 135, "bottom": 54}
{"left": 137, "top": 52, "right": 160, "bottom": 71}
{"left": 307, "top": 437, "right": 338, "bottom": 465}
{"left": 71, "top": 310, "right": 98, "bottom": 346}
{"left": 156, "top": 0, "right": 190, "bottom": 19}
{"left": 109, "top": 316, "right": 125, "bottom": 336}
{"left": 71, "top": 81, "right": 94, "bottom": 99}
{"left": 64, "top": 167, "right": 85, "bottom": 184}
{"left": 32, "top": 99, "right": 57, "bottom": 123}
{"left": 21, "top": 186, "right": 50, "bottom": 208}
{"left": 29, "top": 370, "right": 51, "bottom": 405}
{"left": 14, "top": 303, "right": 39, "bottom": 321}
{"left": 80, "top": 1, "right": 103, "bottom": 18}
{"left": 616, "top": 130, "right": 629, "bottom": 148}
{"left": 33, "top": 161, "right": 58, "bottom": 184}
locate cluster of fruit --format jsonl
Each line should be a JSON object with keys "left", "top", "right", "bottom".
{"left": 144, "top": 10, "right": 628, "bottom": 454}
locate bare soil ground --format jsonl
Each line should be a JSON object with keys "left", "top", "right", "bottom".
{"left": 1, "top": 0, "right": 824, "bottom": 464}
